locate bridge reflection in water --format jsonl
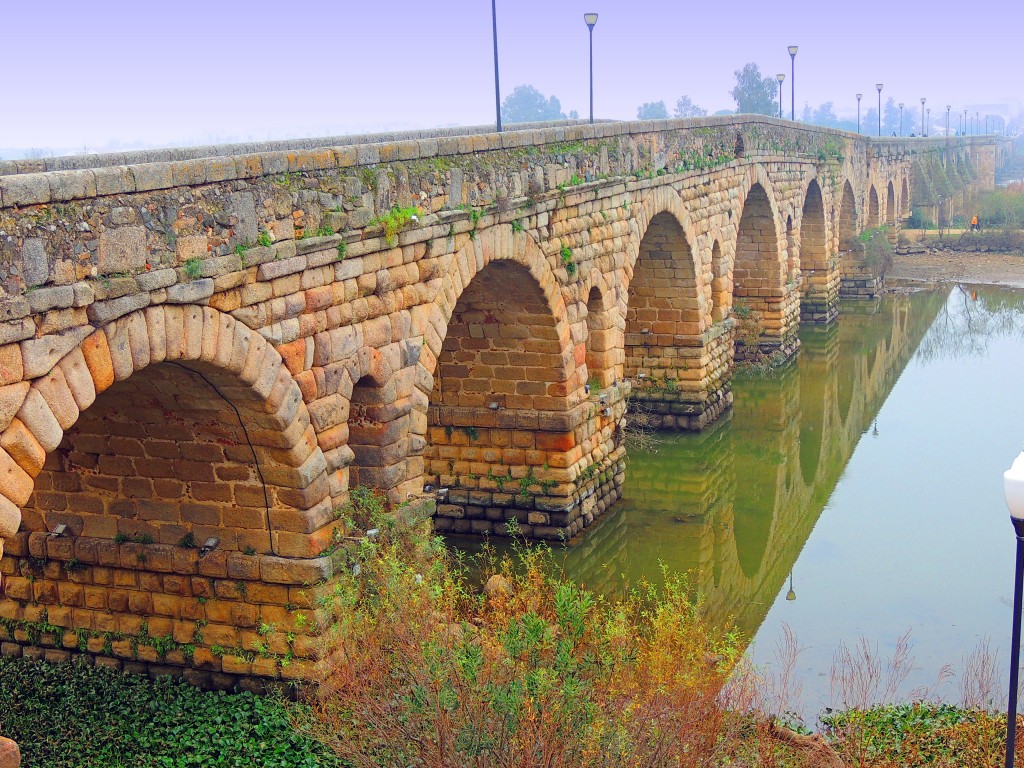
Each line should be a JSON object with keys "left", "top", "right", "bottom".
{"left": 553, "top": 290, "right": 947, "bottom": 639}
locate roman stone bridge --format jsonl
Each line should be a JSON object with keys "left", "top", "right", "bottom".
{"left": 0, "top": 117, "right": 1001, "bottom": 687}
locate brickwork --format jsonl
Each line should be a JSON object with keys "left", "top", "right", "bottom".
{"left": 0, "top": 118, "right": 998, "bottom": 684}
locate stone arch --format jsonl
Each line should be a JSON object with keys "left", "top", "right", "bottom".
{"left": 1, "top": 305, "right": 332, "bottom": 561}
{"left": 585, "top": 285, "right": 616, "bottom": 389}
{"left": 342, "top": 350, "right": 409, "bottom": 498}
{"left": 423, "top": 225, "right": 594, "bottom": 539}
{"left": 868, "top": 186, "right": 880, "bottom": 227}
{"left": 733, "top": 180, "right": 784, "bottom": 304}
{"left": 886, "top": 181, "right": 896, "bottom": 226}
{"left": 710, "top": 240, "right": 728, "bottom": 323}
{"left": 785, "top": 215, "right": 797, "bottom": 283}
{"left": 800, "top": 180, "right": 828, "bottom": 277}
{"left": 901, "top": 176, "right": 911, "bottom": 217}
{"left": 839, "top": 180, "right": 858, "bottom": 248}
{"left": 624, "top": 210, "right": 701, "bottom": 384}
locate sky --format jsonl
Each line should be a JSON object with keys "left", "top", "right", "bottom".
{"left": 3, "top": 0, "right": 1022, "bottom": 156}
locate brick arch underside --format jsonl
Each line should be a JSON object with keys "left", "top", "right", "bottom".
{"left": 800, "top": 180, "right": 828, "bottom": 274}
{"left": 420, "top": 226, "right": 613, "bottom": 539}
{"left": 0, "top": 305, "right": 331, "bottom": 560}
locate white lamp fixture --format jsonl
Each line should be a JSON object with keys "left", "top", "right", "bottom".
{"left": 1002, "top": 450, "right": 1024, "bottom": 767}
{"left": 1005, "top": 451, "right": 1024, "bottom": 522}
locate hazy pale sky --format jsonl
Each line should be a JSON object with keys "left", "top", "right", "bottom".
{"left": 4, "top": 0, "right": 1021, "bottom": 153}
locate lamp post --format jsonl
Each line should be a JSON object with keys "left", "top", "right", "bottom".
{"left": 977, "top": 111, "right": 981, "bottom": 135}
{"left": 899, "top": 103, "right": 904, "bottom": 137}
{"left": 927, "top": 108, "right": 931, "bottom": 137}
{"left": 585, "top": 13, "right": 598, "bottom": 125}
{"left": 856, "top": 93, "right": 862, "bottom": 133}
{"left": 946, "top": 105, "right": 951, "bottom": 137}
{"left": 921, "top": 98, "right": 927, "bottom": 136}
{"left": 777, "top": 74, "right": 786, "bottom": 119}
{"left": 788, "top": 45, "right": 798, "bottom": 121}
{"left": 786, "top": 572, "right": 796, "bottom": 601}
{"left": 491, "top": 0, "right": 502, "bottom": 132}
{"left": 876, "top": 83, "right": 883, "bottom": 136}
{"left": 965, "top": 108, "right": 969, "bottom": 136}
{"left": 1002, "top": 451, "right": 1024, "bottom": 768}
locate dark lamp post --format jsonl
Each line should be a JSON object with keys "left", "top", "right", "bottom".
{"left": 921, "top": 98, "right": 927, "bottom": 136}
{"left": 857, "top": 94, "right": 862, "bottom": 134}
{"left": 777, "top": 74, "right": 785, "bottom": 119}
{"left": 899, "top": 103, "right": 904, "bottom": 137}
{"left": 965, "top": 109, "right": 969, "bottom": 136}
{"left": 1003, "top": 451, "right": 1024, "bottom": 768}
{"left": 788, "top": 46, "right": 798, "bottom": 120}
{"left": 786, "top": 572, "right": 796, "bottom": 601}
{"left": 585, "top": 13, "right": 598, "bottom": 124}
{"left": 876, "top": 83, "right": 883, "bottom": 136}
{"left": 492, "top": 0, "right": 501, "bottom": 132}
{"left": 946, "top": 105, "right": 951, "bottom": 137}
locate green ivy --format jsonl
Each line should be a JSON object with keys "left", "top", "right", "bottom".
{"left": 0, "top": 655, "right": 338, "bottom": 767}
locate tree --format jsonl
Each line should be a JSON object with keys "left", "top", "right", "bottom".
{"left": 673, "top": 96, "right": 707, "bottom": 118}
{"left": 501, "top": 85, "right": 566, "bottom": 124}
{"left": 637, "top": 101, "right": 669, "bottom": 120}
{"left": 730, "top": 63, "right": 779, "bottom": 116}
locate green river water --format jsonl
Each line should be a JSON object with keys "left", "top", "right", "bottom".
{"left": 453, "top": 284, "right": 1024, "bottom": 719}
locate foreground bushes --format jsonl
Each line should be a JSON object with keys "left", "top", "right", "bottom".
{"left": 309, "top": 505, "right": 766, "bottom": 767}
{"left": 0, "top": 655, "right": 337, "bottom": 768}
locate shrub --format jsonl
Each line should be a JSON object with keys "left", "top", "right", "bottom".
{"left": 309, "top": 508, "right": 758, "bottom": 767}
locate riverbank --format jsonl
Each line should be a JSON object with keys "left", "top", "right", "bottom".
{"left": 888, "top": 248, "right": 1024, "bottom": 288}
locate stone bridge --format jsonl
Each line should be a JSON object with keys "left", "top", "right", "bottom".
{"left": 0, "top": 117, "right": 1001, "bottom": 687}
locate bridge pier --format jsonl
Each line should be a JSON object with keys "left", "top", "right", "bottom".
{"left": 626, "top": 324, "right": 734, "bottom": 431}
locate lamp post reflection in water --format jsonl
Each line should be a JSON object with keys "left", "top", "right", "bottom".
{"left": 786, "top": 572, "right": 796, "bottom": 601}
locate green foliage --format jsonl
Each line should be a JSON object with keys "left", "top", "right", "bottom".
{"left": 979, "top": 185, "right": 1024, "bottom": 229}
{"left": 560, "top": 243, "right": 577, "bottom": 277}
{"left": 182, "top": 257, "right": 203, "bottom": 280}
{"left": 673, "top": 95, "right": 707, "bottom": 118}
{"left": 368, "top": 205, "right": 422, "bottom": 245}
{"left": 177, "top": 532, "right": 196, "bottom": 549}
{"left": 511, "top": 219, "right": 524, "bottom": 233}
{"left": 501, "top": 84, "right": 567, "bottom": 124}
{"left": 636, "top": 100, "right": 669, "bottom": 120}
{"left": 257, "top": 230, "right": 273, "bottom": 248}
{"left": 730, "top": 62, "right": 779, "bottom": 116}
{"left": 0, "top": 656, "right": 338, "bottom": 768}
{"left": 336, "top": 240, "right": 347, "bottom": 261}
{"left": 309, "top": 510, "right": 750, "bottom": 767}
{"left": 314, "top": 224, "right": 334, "bottom": 237}
{"left": 820, "top": 702, "right": 1013, "bottom": 767}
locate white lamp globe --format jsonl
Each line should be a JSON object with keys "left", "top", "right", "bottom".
{"left": 1004, "top": 451, "right": 1024, "bottom": 521}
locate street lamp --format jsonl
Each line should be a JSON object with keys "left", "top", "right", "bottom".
{"left": 927, "top": 108, "right": 931, "bottom": 137}
{"left": 786, "top": 572, "right": 796, "bottom": 601}
{"left": 857, "top": 93, "right": 862, "bottom": 134}
{"left": 965, "top": 108, "right": 969, "bottom": 136}
{"left": 1002, "top": 451, "right": 1024, "bottom": 768}
{"left": 491, "top": 0, "right": 502, "bottom": 132}
{"left": 977, "top": 111, "right": 981, "bottom": 135}
{"left": 921, "top": 98, "right": 927, "bottom": 136}
{"left": 777, "top": 74, "right": 786, "bottom": 119}
{"left": 788, "top": 45, "right": 798, "bottom": 121}
{"left": 584, "top": 13, "right": 598, "bottom": 125}
{"left": 899, "top": 103, "right": 904, "bottom": 137}
{"left": 876, "top": 83, "right": 883, "bottom": 136}
{"left": 946, "top": 105, "right": 951, "bottom": 137}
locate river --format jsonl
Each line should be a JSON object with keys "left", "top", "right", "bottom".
{"left": 450, "top": 285, "right": 1024, "bottom": 722}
